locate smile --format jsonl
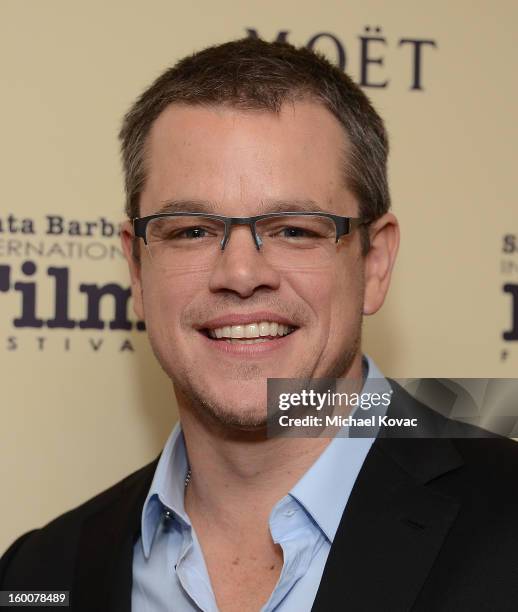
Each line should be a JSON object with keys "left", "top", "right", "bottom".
{"left": 205, "top": 321, "right": 296, "bottom": 343}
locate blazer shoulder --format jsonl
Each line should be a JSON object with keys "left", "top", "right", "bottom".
{"left": 381, "top": 380, "right": 518, "bottom": 495}
{"left": 0, "top": 457, "right": 158, "bottom": 589}
{"left": 452, "top": 434, "right": 518, "bottom": 473}
{"left": 387, "top": 379, "right": 509, "bottom": 439}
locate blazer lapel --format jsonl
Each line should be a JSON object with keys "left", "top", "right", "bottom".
{"left": 312, "top": 385, "right": 464, "bottom": 612}
{"left": 72, "top": 458, "right": 159, "bottom": 612}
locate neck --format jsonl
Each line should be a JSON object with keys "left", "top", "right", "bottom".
{"left": 182, "top": 415, "right": 331, "bottom": 527}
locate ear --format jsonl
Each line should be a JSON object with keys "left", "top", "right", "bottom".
{"left": 363, "top": 212, "right": 400, "bottom": 315}
{"left": 120, "top": 220, "right": 144, "bottom": 321}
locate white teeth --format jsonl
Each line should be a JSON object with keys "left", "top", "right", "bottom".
{"left": 245, "top": 323, "right": 259, "bottom": 338}
{"left": 231, "top": 325, "right": 244, "bottom": 338}
{"left": 259, "top": 322, "right": 270, "bottom": 337}
{"left": 206, "top": 320, "right": 294, "bottom": 340}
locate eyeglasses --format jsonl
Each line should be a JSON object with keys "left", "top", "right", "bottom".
{"left": 132, "top": 211, "right": 369, "bottom": 271}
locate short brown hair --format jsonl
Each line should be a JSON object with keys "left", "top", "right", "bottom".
{"left": 119, "top": 37, "right": 390, "bottom": 250}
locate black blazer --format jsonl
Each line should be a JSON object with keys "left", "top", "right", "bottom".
{"left": 2, "top": 383, "right": 518, "bottom": 611}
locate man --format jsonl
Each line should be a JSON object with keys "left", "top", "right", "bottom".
{"left": 2, "top": 37, "right": 518, "bottom": 611}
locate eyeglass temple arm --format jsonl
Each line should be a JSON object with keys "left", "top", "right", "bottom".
{"left": 335, "top": 217, "right": 371, "bottom": 242}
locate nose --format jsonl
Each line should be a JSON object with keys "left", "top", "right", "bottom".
{"left": 208, "top": 224, "right": 281, "bottom": 298}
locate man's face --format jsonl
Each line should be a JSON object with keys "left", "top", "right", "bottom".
{"left": 124, "top": 100, "right": 368, "bottom": 428}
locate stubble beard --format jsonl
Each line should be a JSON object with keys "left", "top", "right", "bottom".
{"left": 172, "top": 325, "right": 362, "bottom": 435}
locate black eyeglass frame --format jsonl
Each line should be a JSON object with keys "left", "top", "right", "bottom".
{"left": 133, "top": 212, "right": 370, "bottom": 251}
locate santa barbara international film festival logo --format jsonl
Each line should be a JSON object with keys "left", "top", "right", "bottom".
{"left": 0, "top": 213, "right": 144, "bottom": 353}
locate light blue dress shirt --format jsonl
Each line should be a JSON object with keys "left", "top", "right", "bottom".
{"left": 132, "top": 356, "right": 391, "bottom": 611}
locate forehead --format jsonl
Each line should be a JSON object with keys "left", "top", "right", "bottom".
{"left": 140, "top": 100, "right": 353, "bottom": 217}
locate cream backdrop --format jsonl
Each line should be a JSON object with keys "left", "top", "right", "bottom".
{"left": 1, "top": 0, "right": 517, "bottom": 552}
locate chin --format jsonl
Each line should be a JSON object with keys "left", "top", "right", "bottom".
{"left": 215, "top": 409, "right": 268, "bottom": 431}
{"left": 199, "top": 399, "right": 269, "bottom": 433}
{"left": 175, "top": 376, "right": 268, "bottom": 429}
{"left": 206, "top": 392, "right": 267, "bottom": 426}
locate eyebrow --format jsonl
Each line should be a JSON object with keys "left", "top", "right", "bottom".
{"left": 156, "top": 199, "right": 218, "bottom": 214}
{"left": 154, "top": 198, "right": 328, "bottom": 216}
{"left": 259, "top": 199, "right": 327, "bottom": 214}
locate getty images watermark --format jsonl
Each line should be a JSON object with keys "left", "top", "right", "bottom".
{"left": 266, "top": 378, "right": 518, "bottom": 438}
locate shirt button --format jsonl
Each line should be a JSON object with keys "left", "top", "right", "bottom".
{"left": 284, "top": 509, "right": 297, "bottom": 517}
{"left": 163, "top": 509, "right": 174, "bottom": 523}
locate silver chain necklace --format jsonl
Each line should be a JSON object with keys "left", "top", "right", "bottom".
{"left": 163, "top": 468, "right": 191, "bottom": 523}
{"left": 184, "top": 468, "right": 192, "bottom": 487}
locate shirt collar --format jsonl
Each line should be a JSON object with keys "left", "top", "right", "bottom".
{"left": 140, "top": 423, "right": 190, "bottom": 558}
